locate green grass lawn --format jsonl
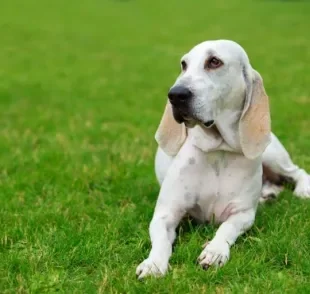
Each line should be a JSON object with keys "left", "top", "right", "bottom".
{"left": 1, "top": 0, "right": 310, "bottom": 292}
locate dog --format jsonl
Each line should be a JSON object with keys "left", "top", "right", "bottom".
{"left": 136, "top": 40, "right": 310, "bottom": 279}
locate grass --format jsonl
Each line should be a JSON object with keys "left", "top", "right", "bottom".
{"left": 1, "top": 0, "right": 310, "bottom": 292}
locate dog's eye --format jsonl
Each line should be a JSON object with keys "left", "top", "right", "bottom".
{"left": 181, "top": 60, "right": 187, "bottom": 71}
{"left": 205, "top": 57, "right": 223, "bottom": 70}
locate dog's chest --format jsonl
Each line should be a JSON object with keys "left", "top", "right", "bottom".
{"left": 181, "top": 151, "right": 258, "bottom": 223}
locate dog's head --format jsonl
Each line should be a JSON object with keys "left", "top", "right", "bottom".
{"left": 156, "top": 40, "right": 271, "bottom": 159}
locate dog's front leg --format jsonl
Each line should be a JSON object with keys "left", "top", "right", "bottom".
{"left": 136, "top": 155, "right": 194, "bottom": 280}
{"left": 198, "top": 209, "right": 255, "bottom": 269}
{"left": 136, "top": 201, "right": 185, "bottom": 279}
{"left": 137, "top": 141, "right": 201, "bottom": 278}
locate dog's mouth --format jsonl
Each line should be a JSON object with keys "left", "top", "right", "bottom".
{"left": 171, "top": 107, "right": 192, "bottom": 124}
{"left": 184, "top": 119, "right": 215, "bottom": 129}
{"left": 178, "top": 117, "right": 215, "bottom": 129}
{"left": 203, "top": 120, "right": 215, "bottom": 128}
{"left": 171, "top": 106, "right": 215, "bottom": 129}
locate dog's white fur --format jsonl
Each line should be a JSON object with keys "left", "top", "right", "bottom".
{"left": 136, "top": 40, "right": 310, "bottom": 279}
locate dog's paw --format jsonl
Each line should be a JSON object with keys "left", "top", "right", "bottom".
{"left": 198, "top": 240, "right": 230, "bottom": 269}
{"left": 136, "top": 257, "right": 168, "bottom": 279}
{"left": 294, "top": 174, "right": 310, "bottom": 199}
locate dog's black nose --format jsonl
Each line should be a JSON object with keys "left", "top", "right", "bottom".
{"left": 168, "top": 86, "right": 193, "bottom": 105}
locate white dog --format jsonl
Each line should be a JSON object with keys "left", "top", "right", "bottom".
{"left": 136, "top": 40, "right": 310, "bottom": 279}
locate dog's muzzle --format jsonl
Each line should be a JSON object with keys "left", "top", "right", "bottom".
{"left": 168, "top": 85, "right": 193, "bottom": 123}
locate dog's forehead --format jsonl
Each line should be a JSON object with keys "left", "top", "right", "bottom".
{"left": 186, "top": 40, "right": 248, "bottom": 63}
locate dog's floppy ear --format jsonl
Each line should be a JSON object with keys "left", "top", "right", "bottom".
{"left": 239, "top": 69, "right": 271, "bottom": 159}
{"left": 155, "top": 101, "right": 187, "bottom": 156}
